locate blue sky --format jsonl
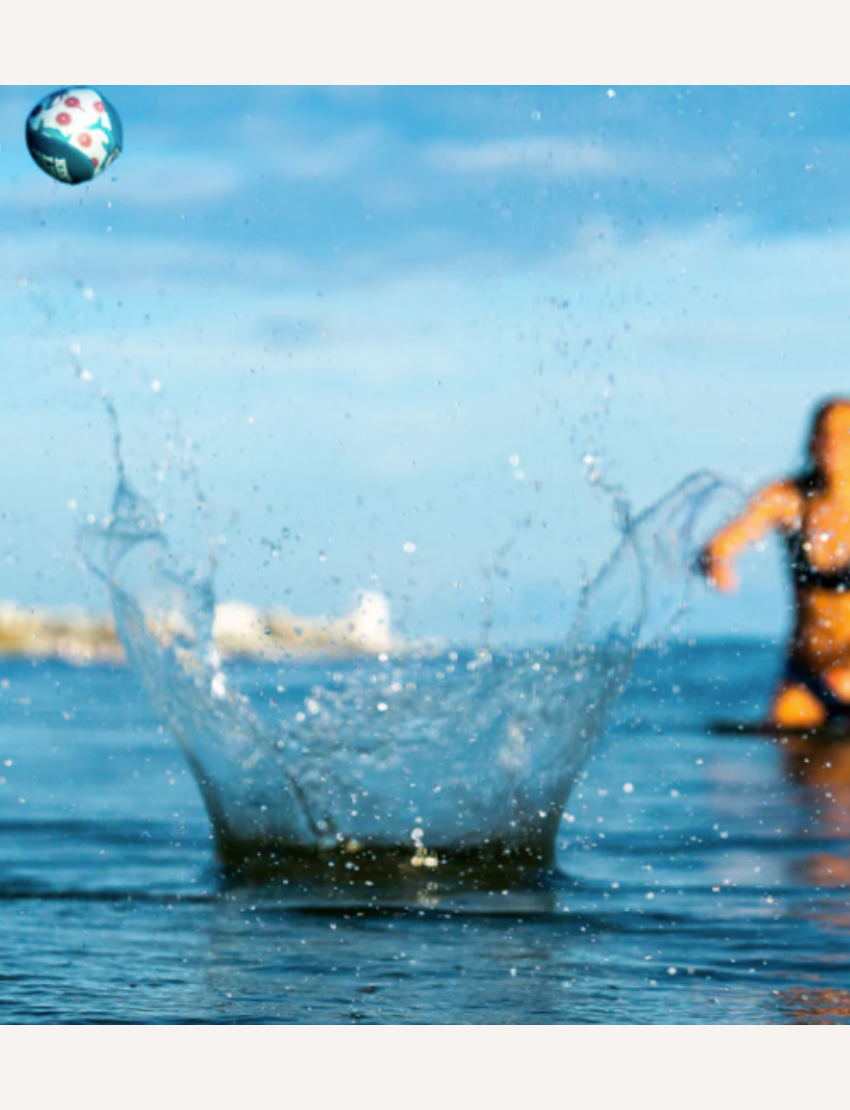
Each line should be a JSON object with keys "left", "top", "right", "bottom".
{"left": 1, "top": 85, "right": 849, "bottom": 641}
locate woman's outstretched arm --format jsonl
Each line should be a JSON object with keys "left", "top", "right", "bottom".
{"left": 699, "top": 481, "right": 800, "bottom": 593}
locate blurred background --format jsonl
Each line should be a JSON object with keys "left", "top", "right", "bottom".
{"left": 1, "top": 85, "right": 848, "bottom": 645}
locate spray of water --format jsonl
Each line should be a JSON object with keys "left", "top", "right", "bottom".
{"left": 81, "top": 423, "right": 736, "bottom": 882}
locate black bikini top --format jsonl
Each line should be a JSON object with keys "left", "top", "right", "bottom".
{"left": 785, "top": 492, "right": 850, "bottom": 592}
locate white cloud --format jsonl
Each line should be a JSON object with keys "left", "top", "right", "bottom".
{"left": 233, "top": 121, "right": 388, "bottom": 182}
{"left": 0, "top": 231, "right": 303, "bottom": 291}
{"left": 426, "top": 134, "right": 737, "bottom": 188}
{"left": 0, "top": 148, "right": 243, "bottom": 210}
{"left": 104, "top": 154, "right": 243, "bottom": 206}
{"left": 426, "top": 136, "right": 636, "bottom": 178}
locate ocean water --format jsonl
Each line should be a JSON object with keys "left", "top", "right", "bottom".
{"left": 81, "top": 462, "right": 729, "bottom": 869}
{"left": 2, "top": 639, "right": 850, "bottom": 1025}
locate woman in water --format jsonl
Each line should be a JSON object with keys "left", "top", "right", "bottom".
{"left": 700, "top": 398, "right": 850, "bottom": 729}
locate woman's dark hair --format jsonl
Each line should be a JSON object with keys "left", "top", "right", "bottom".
{"left": 796, "top": 398, "right": 850, "bottom": 494}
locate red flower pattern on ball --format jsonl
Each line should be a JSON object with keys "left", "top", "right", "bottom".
{"left": 27, "top": 88, "right": 122, "bottom": 184}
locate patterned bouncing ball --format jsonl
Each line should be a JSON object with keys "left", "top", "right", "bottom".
{"left": 26, "top": 87, "right": 123, "bottom": 185}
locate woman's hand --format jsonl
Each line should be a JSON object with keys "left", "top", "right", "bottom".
{"left": 698, "top": 545, "right": 739, "bottom": 593}
{"left": 697, "top": 481, "right": 798, "bottom": 595}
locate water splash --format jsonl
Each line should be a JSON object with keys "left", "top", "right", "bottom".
{"left": 82, "top": 457, "right": 737, "bottom": 880}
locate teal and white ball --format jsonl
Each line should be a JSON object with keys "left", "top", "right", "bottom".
{"left": 26, "top": 87, "right": 123, "bottom": 185}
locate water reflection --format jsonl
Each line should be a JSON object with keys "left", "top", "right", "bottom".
{"left": 219, "top": 851, "right": 569, "bottom": 915}
{"left": 776, "top": 987, "right": 850, "bottom": 1025}
{"left": 783, "top": 738, "right": 850, "bottom": 887}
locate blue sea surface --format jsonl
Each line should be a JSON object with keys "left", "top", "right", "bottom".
{"left": 1, "top": 639, "right": 847, "bottom": 1025}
